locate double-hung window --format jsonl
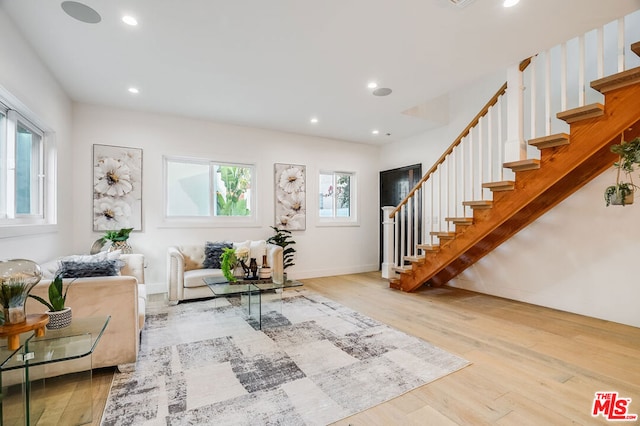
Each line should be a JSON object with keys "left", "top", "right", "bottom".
{"left": 0, "top": 102, "right": 48, "bottom": 227}
{"left": 165, "top": 157, "right": 255, "bottom": 224}
{"left": 319, "top": 170, "right": 356, "bottom": 224}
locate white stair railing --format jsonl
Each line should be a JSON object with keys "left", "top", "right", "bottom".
{"left": 381, "top": 9, "right": 640, "bottom": 280}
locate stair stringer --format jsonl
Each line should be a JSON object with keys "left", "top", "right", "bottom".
{"left": 396, "top": 82, "right": 640, "bottom": 292}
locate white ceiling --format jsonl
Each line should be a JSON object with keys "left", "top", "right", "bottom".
{"left": 2, "top": 0, "right": 639, "bottom": 145}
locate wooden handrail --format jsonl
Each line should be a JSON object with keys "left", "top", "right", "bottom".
{"left": 389, "top": 82, "right": 507, "bottom": 217}
{"left": 389, "top": 57, "right": 532, "bottom": 218}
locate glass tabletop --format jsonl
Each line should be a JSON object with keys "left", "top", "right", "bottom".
{"left": 0, "top": 316, "right": 110, "bottom": 371}
{"left": 254, "top": 280, "right": 304, "bottom": 291}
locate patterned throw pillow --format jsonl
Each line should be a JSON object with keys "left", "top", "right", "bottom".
{"left": 203, "top": 241, "right": 233, "bottom": 269}
{"left": 57, "top": 259, "right": 122, "bottom": 278}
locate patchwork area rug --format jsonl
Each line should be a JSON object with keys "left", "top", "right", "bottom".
{"left": 101, "top": 290, "right": 469, "bottom": 425}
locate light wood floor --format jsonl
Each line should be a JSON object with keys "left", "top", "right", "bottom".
{"left": 83, "top": 272, "right": 639, "bottom": 424}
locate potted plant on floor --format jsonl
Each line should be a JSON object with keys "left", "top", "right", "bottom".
{"left": 28, "top": 273, "right": 75, "bottom": 329}
{"left": 605, "top": 136, "right": 640, "bottom": 207}
{"left": 266, "top": 226, "right": 296, "bottom": 281}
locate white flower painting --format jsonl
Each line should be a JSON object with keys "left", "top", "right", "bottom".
{"left": 274, "top": 163, "right": 306, "bottom": 231}
{"left": 93, "top": 144, "right": 143, "bottom": 231}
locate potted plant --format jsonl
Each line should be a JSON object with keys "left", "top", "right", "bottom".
{"left": 605, "top": 182, "right": 636, "bottom": 206}
{"left": 0, "top": 259, "right": 42, "bottom": 325}
{"left": 221, "top": 248, "right": 239, "bottom": 282}
{"left": 28, "top": 273, "right": 75, "bottom": 329}
{"left": 91, "top": 228, "right": 134, "bottom": 254}
{"left": 266, "top": 226, "right": 296, "bottom": 280}
{"left": 605, "top": 136, "right": 640, "bottom": 207}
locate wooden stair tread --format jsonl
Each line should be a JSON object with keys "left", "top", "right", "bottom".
{"left": 445, "top": 217, "right": 473, "bottom": 225}
{"left": 417, "top": 244, "right": 440, "bottom": 252}
{"left": 392, "top": 265, "right": 412, "bottom": 274}
{"left": 429, "top": 231, "right": 456, "bottom": 239}
{"left": 556, "top": 103, "right": 604, "bottom": 124}
{"left": 591, "top": 66, "right": 640, "bottom": 94}
{"left": 503, "top": 159, "right": 540, "bottom": 172}
{"left": 633, "top": 41, "right": 640, "bottom": 58}
{"left": 404, "top": 255, "right": 425, "bottom": 263}
{"left": 462, "top": 200, "right": 493, "bottom": 209}
{"left": 528, "top": 133, "right": 570, "bottom": 150}
{"left": 482, "top": 181, "right": 515, "bottom": 192}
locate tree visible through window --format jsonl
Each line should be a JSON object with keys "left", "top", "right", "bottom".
{"left": 165, "top": 157, "right": 254, "bottom": 220}
{"left": 215, "top": 166, "right": 251, "bottom": 216}
{"left": 319, "top": 171, "right": 354, "bottom": 219}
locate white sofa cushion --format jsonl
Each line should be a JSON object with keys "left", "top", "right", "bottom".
{"left": 184, "top": 268, "right": 224, "bottom": 288}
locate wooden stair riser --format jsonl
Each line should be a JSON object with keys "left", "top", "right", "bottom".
{"left": 633, "top": 41, "right": 640, "bottom": 57}
{"left": 397, "top": 82, "right": 640, "bottom": 292}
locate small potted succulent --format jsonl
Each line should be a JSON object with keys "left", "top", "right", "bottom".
{"left": 28, "top": 273, "right": 75, "bottom": 329}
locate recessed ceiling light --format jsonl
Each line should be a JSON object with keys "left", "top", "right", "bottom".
{"left": 367, "top": 82, "right": 378, "bottom": 89}
{"left": 372, "top": 130, "right": 379, "bottom": 135}
{"left": 310, "top": 117, "right": 318, "bottom": 124}
{"left": 503, "top": 0, "right": 520, "bottom": 7}
{"left": 61, "top": 1, "right": 101, "bottom": 24}
{"left": 122, "top": 15, "right": 138, "bottom": 26}
{"left": 128, "top": 87, "right": 139, "bottom": 94}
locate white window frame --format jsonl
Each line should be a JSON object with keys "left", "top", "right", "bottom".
{"left": 163, "top": 156, "right": 258, "bottom": 227}
{"left": 318, "top": 170, "right": 358, "bottom": 226}
{"left": 0, "top": 95, "right": 56, "bottom": 237}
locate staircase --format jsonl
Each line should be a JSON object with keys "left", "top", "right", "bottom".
{"left": 385, "top": 24, "right": 640, "bottom": 292}
{"left": 392, "top": 74, "right": 640, "bottom": 291}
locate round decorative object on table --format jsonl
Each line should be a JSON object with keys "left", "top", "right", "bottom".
{"left": 109, "top": 241, "right": 133, "bottom": 254}
{"left": 46, "top": 307, "right": 72, "bottom": 330}
{"left": 0, "top": 259, "right": 43, "bottom": 325}
{"left": 259, "top": 266, "right": 271, "bottom": 279}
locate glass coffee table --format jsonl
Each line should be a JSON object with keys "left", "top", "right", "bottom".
{"left": 203, "top": 277, "right": 303, "bottom": 329}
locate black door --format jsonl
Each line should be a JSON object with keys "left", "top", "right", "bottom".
{"left": 379, "top": 164, "right": 422, "bottom": 268}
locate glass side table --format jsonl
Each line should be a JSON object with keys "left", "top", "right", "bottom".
{"left": 0, "top": 316, "right": 110, "bottom": 426}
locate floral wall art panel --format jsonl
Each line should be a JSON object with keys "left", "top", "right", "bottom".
{"left": 93, "top": 144, "right": 143, "bottom": 231}
{"left": 274, "top": 163, "right": 306, "bottom": 231}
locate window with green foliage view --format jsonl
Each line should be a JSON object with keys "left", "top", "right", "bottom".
{"left": 215, "top": 165, "right": 251, "bottom": 216}
{"left": 165, "top": 157, "right": 254, "bottom": 220}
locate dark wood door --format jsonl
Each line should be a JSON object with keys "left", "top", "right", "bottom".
{"left": 379, "top": 164, "right": 422, "bottom": 268}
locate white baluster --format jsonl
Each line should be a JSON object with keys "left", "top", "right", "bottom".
{"left": 579, "top": 35, "right": 585, "bottom": 106}
{"left": 618, "top": 18, "right": 625, "bottom": 72}
{"left": 381, "top": 206, "right": 395, "bottom": 279}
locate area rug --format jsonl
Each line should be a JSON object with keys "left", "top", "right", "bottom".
{"left": 101, "top": 289, "right": 469, "bottom": 426}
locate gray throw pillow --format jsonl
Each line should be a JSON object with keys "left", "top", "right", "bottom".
{"left": 57, "top": 259, "right": 121, "bottom": 278}
{"left": 203, "top": 241, "right": 232, "bottom": 269}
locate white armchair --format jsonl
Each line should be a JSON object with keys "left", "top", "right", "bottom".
{"left": 167, "top": 240, "right": 283, "bottom": 303}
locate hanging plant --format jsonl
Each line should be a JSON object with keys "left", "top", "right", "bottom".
{"left": 605, "top": 135, "right": 640, "bottom": 207}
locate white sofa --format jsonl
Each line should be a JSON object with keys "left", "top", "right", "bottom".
{"left": 167, "top": 240, "right": 283, "bottom": 303}
{"left": 25, "top": 253, "right": 146, "bottom": 369}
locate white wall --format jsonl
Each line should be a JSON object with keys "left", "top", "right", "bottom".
{"left": 72, "top": 104, "right": 380, "bottom": 293}
{"left": 0, "top": 9, "right": 73, "bottom": 262}
{"left": 381, "top": 71, "right": 640, "bottom": 328}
